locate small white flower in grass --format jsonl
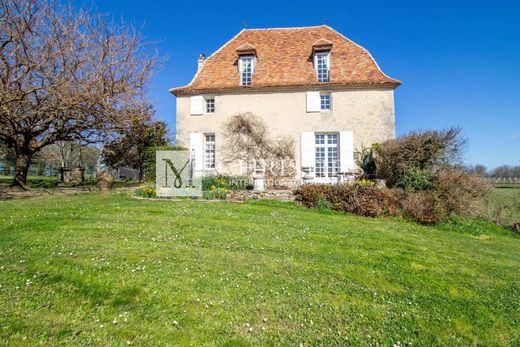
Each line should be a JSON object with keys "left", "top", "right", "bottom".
{"left": 173, "top": 320, "right": 178, "bottom": 326}
{"left": 248, "top": 327, "right": 253, "bottom": 332}
{"left": 99, "top": 324, "right": 104, "bottom": 328}
{"left": 112, "top": 319, "right": 117, "bottom": 325}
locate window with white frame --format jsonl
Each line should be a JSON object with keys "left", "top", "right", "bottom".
{"left": 315, "top": 133, "right": 340, "bottom": 178}
{"left": 238, "top": 55, "right": 254, "bottom": 86}
{"left": 204, "top": 134, "right": 215, "bottom": 170}
{"left": 320, "top": 93, "right": 331, "bottom": 111}
{"left": 314, "top": 51, "right": 330, "bottom": 82}
{"left": 205, "top": 97, "right": 215, "bottom": 113}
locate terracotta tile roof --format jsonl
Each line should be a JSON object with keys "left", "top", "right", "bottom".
{"left": 170, "top": 25, "right": 400, "bottom": 95}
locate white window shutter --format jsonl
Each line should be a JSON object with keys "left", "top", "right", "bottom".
{"left": 190, "top": 95, "right": 204, "bottom": 115}
{"left": 300, "top": 132, "right": 315, "bottom": 170}
{"left": 189, "top": 132, "right": 204, "bottom": 175}
{"left": 339, "top": 131, "right": 354, "bottom": 172}
{"left": 306, "top": 91, "right": 320, "bottom": 112}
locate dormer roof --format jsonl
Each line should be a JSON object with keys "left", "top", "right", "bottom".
{"left": 170, "top": 25, "right": 401, "bottom": 95}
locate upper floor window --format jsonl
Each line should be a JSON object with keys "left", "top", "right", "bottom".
{"left": 238, "top": 55, "right": 255, "bottom": 86}
{"left": 205, "top": 97, "right": 215, "bottom": 113}
{"left": 320, "top": 93, "right": 331, "bottom": 111}
{"left": 314, "top": 51, "right": 330, "bottom": 82}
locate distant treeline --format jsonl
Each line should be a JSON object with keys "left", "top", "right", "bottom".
{"left": 462, "top": 164, "right": 520, "bottom": 178}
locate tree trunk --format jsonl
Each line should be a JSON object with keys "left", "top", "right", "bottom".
{"left": 13, "top": 152, "right": 32, "bottom": 189}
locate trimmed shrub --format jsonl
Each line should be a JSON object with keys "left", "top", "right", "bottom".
{"left": 294, "top": 183, "right": 403, "bottom": 218}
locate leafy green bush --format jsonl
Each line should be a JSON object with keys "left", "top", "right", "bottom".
{"left": 203, "top": 176, "right": 231, "bottom": 199}
{"left": 394, "top": 166, "right": 436, "bottom": 191}
{"left": 314, "top": 195, "right": 332, "bottom": 211}
{"left": 134, "top": 186, "right": 157, "bottom": 198}
{"left": 143, "top": 145, "right": 187, "bottom": 182}
{"left": 354, "top": 145, "right": 377, "bottom": 178}
{"left": 374, "top": 128, "right": 464, "bottom": 188}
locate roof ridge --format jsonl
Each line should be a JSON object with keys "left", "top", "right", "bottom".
{"left": 244, "top": 25, "right": 326, "bottom": 31}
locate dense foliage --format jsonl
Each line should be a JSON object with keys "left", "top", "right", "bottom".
{"left": 373, "top": 128, "right": 464, "bottom": 189}
{"left": 103, "top": 114, "right": 170, "bottom": 181}
{"left": 353, "top": 145, "right": 377, "bottom": 178}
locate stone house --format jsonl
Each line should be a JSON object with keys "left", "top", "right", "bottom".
{"left": 170, "top": 25, "right": 400, "bottom": 184}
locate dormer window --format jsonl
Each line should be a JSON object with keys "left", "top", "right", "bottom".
{"left": 238, "top": 55, "right": 255, "bottom": 86}
{"left": 314, "top": 51, "right": 330, "bottom": 82}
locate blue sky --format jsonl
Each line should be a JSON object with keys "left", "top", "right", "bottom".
{"left": 93, "top": 0, "right": 519, "bottom": 169}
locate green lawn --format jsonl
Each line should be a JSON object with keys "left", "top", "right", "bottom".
{"left": 0, "top": 193, "right": 518, "bottom": 346}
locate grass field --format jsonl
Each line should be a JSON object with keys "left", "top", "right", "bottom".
{"left": 0, "top": 193, "right": 518, "bottom": 345}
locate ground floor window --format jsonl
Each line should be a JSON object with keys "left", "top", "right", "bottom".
{"left": 315, "top": 133, "right": 340, "bottom": 178}
{"left": 204, "top": 134, "right": 215, "bottom": 169}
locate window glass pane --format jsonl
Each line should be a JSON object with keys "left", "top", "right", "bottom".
{"left": 240, "top": 56, "right": 253, "bottom": 86}
{"left": 315, "top": 133, "right": 340, "bottom": 179}
{"left": 315, "top": 52, "right": 330, "bottom": 82}
{"left": 315, "top": 147, "right": 325, "bottom": 178}
{"left": 205, "top": 98, "right": 215, "bottom": 113}
{"left": 320, "top": 94, "right": 330, "bottom": 110}
{"left": 204, "top": 134, "right": 215, "bottom": 169}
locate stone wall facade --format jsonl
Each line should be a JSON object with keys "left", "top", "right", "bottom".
{"left": 176, "top": 88, "right": 396, "bottom": 180}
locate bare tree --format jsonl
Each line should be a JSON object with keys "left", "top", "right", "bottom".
{"left": 0, "top": 0, "right": 160, "bottom": 188}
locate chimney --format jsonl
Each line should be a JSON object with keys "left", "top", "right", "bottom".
{"left": 197, "top": 53, "right": 206, "bottom": 71}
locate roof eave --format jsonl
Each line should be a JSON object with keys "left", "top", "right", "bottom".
{"left": 169, "top": 81, "right": 401, "bottom": 96}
